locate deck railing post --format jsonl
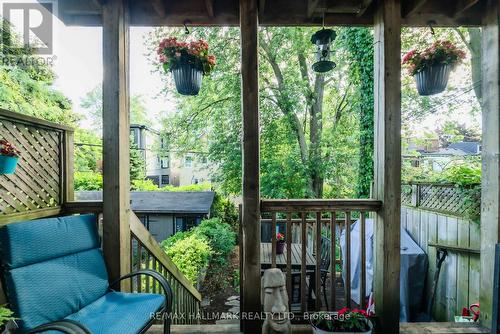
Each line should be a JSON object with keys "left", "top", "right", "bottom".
{"left": 373, "top": 0, "right": 401, "bottom": 332}
{"left": 240, "top": 0, "right": 261, "bottom": 332}
{"left": 102, "top": 0, "right": 131, "bottom": 290}
{"left": 480, "top": 0, "right": 500, "bottom": 327}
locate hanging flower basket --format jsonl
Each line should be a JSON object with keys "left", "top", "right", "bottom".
{"left": 402, "top": 40, "right": 466, "bottom": 96}
{"left": 157, "top": 37, "right": 216, "bottom": 96}
{"left": 0, "top": 139, "right": 21, "bottom": 175}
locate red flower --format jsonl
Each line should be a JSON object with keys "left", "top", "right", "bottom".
{"left": 352, "top": 308, "right": 368, "bottom": 316}
{"left": 337, "top": 307, "right": 349, "bottom": 315}
{"left": 0, "top": 139, "right": 21, "bottom": 157}
{"left": 157, "top": 37, "right": 216, "bottom": 75}
{"left": 402, "top": 40, "right": 465, "bottom": 76}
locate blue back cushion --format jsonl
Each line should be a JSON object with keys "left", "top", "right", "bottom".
{"left": 0, "top": 215, "right": 109, "bottom": 331}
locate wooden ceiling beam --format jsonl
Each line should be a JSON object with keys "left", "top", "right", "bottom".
{"left": 151, "top": 0, "right": 166, "bottom": 18}
{"left": 205, "top": 0, "right": 215, "bottom": 17}
{"left": 402, "top": 0, "right": 427, "bottom": 18}
{"left": 357, "top": 0, "right": 373, "bottom": 17}
{"left": 56, "top": 0, "right": 485, "bottom": 27}
{"left": 307, "top": 0, "right": 320, "bottom": 19}
{"left": 259, "top": 0, "right": 266, "bottom": 14}
{"left": 453, "top": 0, "right": 479, "bottom": 17}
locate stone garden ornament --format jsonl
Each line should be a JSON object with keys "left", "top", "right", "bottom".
{"left": 262, "top": 268, "right": 292, "bottom": 334}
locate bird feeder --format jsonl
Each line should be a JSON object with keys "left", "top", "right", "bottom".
{"left": 311, "top": 28, "right": 337, "bottom": 73}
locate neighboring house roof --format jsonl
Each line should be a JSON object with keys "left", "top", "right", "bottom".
{"left": 422, "top": 148, "right": 468, "bottom": 157}
{"left": 421, "top": 142, "right": 481, "bottom": 157}
{"left": 447, "top": 141, "right": 481, "bottom": 155}
{"left": 75, "top": 191, "right": 215, "bottom": 214}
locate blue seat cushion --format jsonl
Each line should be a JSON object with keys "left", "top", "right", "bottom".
{"left": 5, "top": 248, "right": 109, "bottom": 332}
{"left": 64, "top": 292, "right": 165, "bottom": 334}
{"left": 0, "top": 214, "right": 100, "bottom": 269}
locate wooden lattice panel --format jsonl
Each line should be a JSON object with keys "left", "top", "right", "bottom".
{"left": 402, "top": 183, "right": 481, "bottom": 219}
{"left": 419, "top": 184, "right": 464, "bottom": 214}
{"left": 0, "top": 110, "right": 73, "bottom": 220}
{"left": 401, "top": 184, "right": 412, "bottom": 206}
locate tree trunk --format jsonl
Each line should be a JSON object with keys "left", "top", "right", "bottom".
{"left": 309, "top": 74, "right": 325, "bottom": 198}
{"left": 262, "top": 38, "right": 327, "bottom": 198}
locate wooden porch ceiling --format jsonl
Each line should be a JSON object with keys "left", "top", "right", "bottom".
{"left": 56, "top": 0, "right": 485, "bottom": 27}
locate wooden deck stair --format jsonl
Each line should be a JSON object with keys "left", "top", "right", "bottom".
{"left": 148, "top": 323, "right": 489, "bottom": 334}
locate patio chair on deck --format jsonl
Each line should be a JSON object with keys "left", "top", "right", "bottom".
{"left": 290, "top": 236, "right": 331, "bottom": 310}
{"left": 0, "top": 214, "right": 172, "bottom": 334}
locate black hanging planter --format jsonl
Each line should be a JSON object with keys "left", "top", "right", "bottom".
{"left": 171, "top": 62, "right": 203, "bottom": 96}
{"left": 414, "top": 64, "right": 452, "bottom": 96}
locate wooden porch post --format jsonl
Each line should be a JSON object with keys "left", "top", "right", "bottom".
{"left": 240, "top": 0, "right": 261, "bottom": 332}
{"left": 480, "top": 0, "right": 500, "bottom": 328}
{"left": 102, "top": 0, "right": 131, "bottom": 287}
{"left": 373, "top": 0, "right": 401, "bottom": 332}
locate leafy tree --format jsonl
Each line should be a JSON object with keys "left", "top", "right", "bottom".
{"left": 0, "top": 20, "right": 77, "bottom": 125}
{"left": 130, "top": 142, "right": 145, "bottom": 181}
{"left": 147, "top": 27, "right": 360, "bottom": 199}
{"left": 75, "top": 129, "right": 102, "bottom": 172}
{"left": 436, "top": 120, "right": 481, "bottom": 147}
{"left": 80, "top": 84, "right": 151, "bottom": 135}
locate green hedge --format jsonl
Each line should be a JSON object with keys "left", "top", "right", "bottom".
{"left": 194, "top": 218, "right": 236, "bottom": 265}
{"left": 161, "top": 217, "right": 237, "bottom": 284}
{"left": 163, "top": 234, "right": 212, "bottom": 284}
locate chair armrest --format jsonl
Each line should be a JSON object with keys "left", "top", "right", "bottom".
{"left": 25, "top": 319, "right": 91, "bottom": 334}
{"left": 110, "top": 269, "right": 173, "bottom": 313}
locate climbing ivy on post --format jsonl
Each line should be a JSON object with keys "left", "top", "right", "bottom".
{"left": 343, "top": 28, "right": 375, "bottom": 198}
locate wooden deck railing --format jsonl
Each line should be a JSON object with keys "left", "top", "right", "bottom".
{"left": 129, "top": 212, "right": 201, "bottom": 325}
{"left": 64, "top": 202, "right": 202, "bottom": 325}
{"left": 258, "top": 199, "right": 381, "bottom": 315}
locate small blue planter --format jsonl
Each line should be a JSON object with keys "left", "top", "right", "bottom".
{"left": 0, "top": 155, "right": 19, "bottom": 174}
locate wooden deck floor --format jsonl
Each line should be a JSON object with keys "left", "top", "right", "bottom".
{"left": 149, "top": 322, "right": 489, "bottom": 334}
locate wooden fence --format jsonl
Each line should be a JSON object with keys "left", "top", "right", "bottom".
{"left": 0, "top": 109, "right": 74, "bottom": 224}
{"left": 401, "top": 205, "right": 480, "bottom": 322}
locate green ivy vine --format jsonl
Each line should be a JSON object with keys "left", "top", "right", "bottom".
{"left": 342, "top": 28, "right": 375, "bottom": 198}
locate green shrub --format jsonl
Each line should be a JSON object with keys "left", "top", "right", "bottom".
{"left": 160, "top": 230, "right": 193, "bottom": 250}
{"left": 210, "top": 193, "right": 239, "bottom": 230}
{"left": 74, "top": 172, "right": 103, "bottom": 190}
{"left": 163, "top": 234, "right": 212, "bottom": 284}
{"left": 161, "top": 183, "right": 212, "bottom": 192}
{"left": 0, "top": 305, "right": 15, "bottom": 327}
{"left": 132, "top": 179, "right": 161, "bottom": 191}
{"left": 194, "top": 218, "right": 236, "bottom": 265}
{"left": 437, "top": 164, "right": 481, "bottom": 186}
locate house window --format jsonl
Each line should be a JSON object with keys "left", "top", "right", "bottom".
{"left": 161, "top": 175, "right": 169, "bottom": 186}
{"left": 184, "top": 156, "right": 193, "bottom": 168}
{"left": 146, "top": 175, "right": 160, "bottom": 186}
{"left": 161, "top": 157, "right": 169, "bottom": 168}
{"left": 174, "top": 216, "right": 199, "bottom": 233}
